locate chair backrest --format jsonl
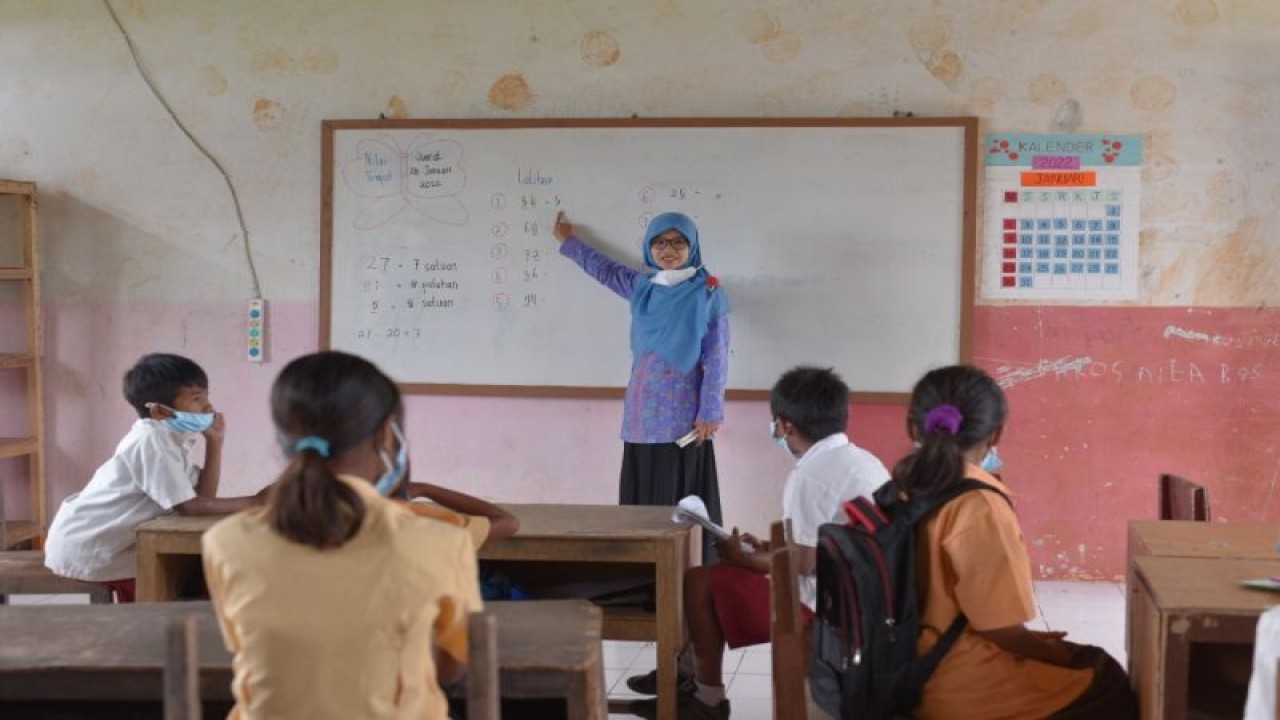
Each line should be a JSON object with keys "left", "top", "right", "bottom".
{"left": 467, "top": 610, "right": 501, "bottom": 720}
{"left": 770, "top": 519, "right": 807, "bottom": 720}
{"left": 164, "top": 614, "right": 201, "bottom": 720}
{"left": 1159, "top": 473, "right": 1211, "bottom": 522}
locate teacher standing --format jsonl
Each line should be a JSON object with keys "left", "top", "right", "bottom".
{"left": 554, "top": 210, "right": 730, "bottom": 562}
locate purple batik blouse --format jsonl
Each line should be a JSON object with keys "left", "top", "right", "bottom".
{"left": 559, "top": 237, "right": 729, "bottom": 443}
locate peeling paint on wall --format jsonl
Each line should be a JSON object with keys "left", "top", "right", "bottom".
{"left": 383, "top": 95, "right": 409, "bottom": 120}
{"left": 579, "top": 30, "right": 621, "bottom": 67}
{"left": 1174, "top": 0, "right": 1220, "bottom": 27}
{"left": 488, "top": 73, "right": 534, "bottom": 110}
{"left": 197, "top": 65, "right": 228, "bottom": 96}
{"left": 251, "top": 98, "right": 285, "bottom": 130}
{"left": 1130, "top": 75, "right": 1177, "bottom": 110}
{"left": 302, "top": 46, "right": 338, "bottom": 74}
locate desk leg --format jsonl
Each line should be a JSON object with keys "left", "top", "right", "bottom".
{"left": 136, "top": 534, "right": 161, "bottom": 603}
{"left": 136, "top": 540, "right": 181, "bottom": 603}
{"left": 564, "top": 664, "right": 608, "bottom": 720}
{"left": 1161, "top": 612, "right": 1190, "bottom": 720}
{"left": 1130, "top": 572, "right": 1159, "bottom": 720}
{"left": 654, "top": 530, "right": 695, "bottom": 720}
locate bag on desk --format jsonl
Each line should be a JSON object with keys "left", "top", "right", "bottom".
{"left": 810, "top": 478, "right": 1007, "bottom": 719}
{"left": 479, "top": 568, "right": 533, "bottom": 601}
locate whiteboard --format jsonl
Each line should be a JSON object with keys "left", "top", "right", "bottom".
{"left": 321, "top": 118, "right": 977, "bottom": 398}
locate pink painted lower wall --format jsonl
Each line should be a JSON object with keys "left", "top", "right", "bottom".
{"left": 24, "top": 299, "right": 910, "bottom": 550}
{"left": 10, "top": 300, "right": 1277, "bottom": 580}
{"left": 972, "top": 305, "right": 1280, "bottom": 579}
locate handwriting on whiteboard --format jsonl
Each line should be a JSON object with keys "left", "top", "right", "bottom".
{"left": 342, "top": 134, "right": 469, "bottom": 229}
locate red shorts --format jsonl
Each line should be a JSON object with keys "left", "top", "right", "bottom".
{"left": 708, "top": 564, "right": 813, "bottom": 649}
{"left": 102, "top": 578, "right": 136, "bottom": 603}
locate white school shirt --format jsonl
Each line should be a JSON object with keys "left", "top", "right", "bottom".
{"left": 1245, "top": 605, "right": 1280, "bottom": 719}
{"left": 782, "top": 432, "right": 890, "bottom": 610}
{"left": 44, "top": 419, "right": 202, "bottom": 582}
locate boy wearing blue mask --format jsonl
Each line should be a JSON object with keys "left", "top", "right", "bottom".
{"left": 44, "top": 353, "right": 265, "bottom": 602}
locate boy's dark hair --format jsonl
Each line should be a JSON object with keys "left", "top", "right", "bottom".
{"left": 769, "top": 365, "right": 850, "bottom": 442}
{"left": 123, "top": 353, "right": 209, "bottom": 418}
{"left": 892, "top": 365, "right": 1007, "bottom": 499}
{"left": 268, "top": 351, "right": 402, "bottom": 549}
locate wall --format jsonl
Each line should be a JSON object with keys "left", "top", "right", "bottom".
{"left": 2, "top": 0, "right": 1278, "bottom": 579}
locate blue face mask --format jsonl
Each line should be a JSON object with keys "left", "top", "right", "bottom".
{"left": 981, "top": 446, "right": 1003, "bottom": 474}
{"left": 375, "top": 421, "right": 409, "bottom": 496}
{"left": 148, "top": 403, "right": 214, "bottom": 434}
{"left": 769, "top": 419, "right": 790, "bottom": 452}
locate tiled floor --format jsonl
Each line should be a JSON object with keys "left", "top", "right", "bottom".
{"left": 8, "top": 580, "right": 1128, "bottom": 720}
{"left": 603, "top": 580, "right": 1127, "bottom": 719}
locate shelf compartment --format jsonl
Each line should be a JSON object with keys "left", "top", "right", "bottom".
{"left": 0, "top": 354, "right": 35, "bottom": 370}
{"left": 0, "top": 437, "right": 37, "bottom": 460}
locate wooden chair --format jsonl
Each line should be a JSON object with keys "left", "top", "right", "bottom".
{"left": 467, "top": 610, "right": 501, "bottom": 720}
{"left": 165, "top": 614, "right": 201, "bottom": 720}
{"left": 1159, "top": 473, "right": 1211, "bottom": 522}
{"left": 770, "top": 520, "right": 807, "bottom": 720}
{"left": 0, "top": 495, "right": 113, "bottom": 604}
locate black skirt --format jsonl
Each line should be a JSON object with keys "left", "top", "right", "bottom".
{"left": 619, "top": 441, "right": 722, "bottom": 564}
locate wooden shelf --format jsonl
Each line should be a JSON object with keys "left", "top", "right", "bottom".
{"left": 0, "top": 179, "right": 46, "bottom": 543}
{"left": 0, "top": 179, "right": 33, "bottom": 196}
{"left": 3, "top": 520, "right": 42, "bottom": 550}
{"left": 0, "top": 354, "right": 34, "bottom": 370}
{"left": 0, "top": 437, "right": 37, "bottom": 460}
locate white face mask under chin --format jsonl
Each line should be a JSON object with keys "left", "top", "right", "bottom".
{"left": 650, "top": 267, "right": 697, "bottom": 286}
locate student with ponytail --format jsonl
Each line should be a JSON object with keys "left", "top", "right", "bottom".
{"left": 901, "top": 365, "right": 1135, "bottom": 720}
{"left": 202, "top": 351, "right": 502, "bottom": 720}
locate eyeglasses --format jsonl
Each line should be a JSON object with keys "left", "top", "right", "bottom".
{"left": 650, "top": 237, "right": 689, "bottom": 251}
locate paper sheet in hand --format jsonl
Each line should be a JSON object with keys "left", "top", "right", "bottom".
{"left": 1241, "top": 578, "right": 1280, "bottom": 592}
{"left": 672, "top": 495, "right": 732, "bottom": 541}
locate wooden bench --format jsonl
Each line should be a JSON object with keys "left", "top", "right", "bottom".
{"left": 0, "top": 497, "right": 112, "bottom": 604}
{"left": 0, "top": 550, "right": 113, "bottom": 604}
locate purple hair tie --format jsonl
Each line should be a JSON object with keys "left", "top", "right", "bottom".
{"left": 923, "top": 404, "right": 964, "bottom": 436}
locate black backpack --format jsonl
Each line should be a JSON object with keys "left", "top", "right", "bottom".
{"left": 810, "top": 478, "right": 1008, "bottom": 719}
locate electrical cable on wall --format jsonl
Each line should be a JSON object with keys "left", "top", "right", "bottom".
{"left": 102, "top": 0, "right": 264, "bottom": 300}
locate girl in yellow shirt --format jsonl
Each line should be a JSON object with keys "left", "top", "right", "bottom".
{"left": 203, "top": 351, "right": 486, "bottom": 720}
{"left": 898, "top": 365, "right": 1136, "bottom": 719}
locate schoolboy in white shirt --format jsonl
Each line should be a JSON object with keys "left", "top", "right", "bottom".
{"left": 628, "top": 365, "right": 891, "bottom": 720}
{"left": 44, "top": 353, "right": 264, "bottom": 602}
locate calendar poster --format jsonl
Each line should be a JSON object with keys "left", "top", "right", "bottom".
{"left": 982, "top": 133, "right": 1143, "bottom": 300}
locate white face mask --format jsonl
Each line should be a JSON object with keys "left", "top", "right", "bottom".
{"left": 650, "top": 267, "right": 698, "bottom": 286}
{"left": 981, "top": 446, "right": 1003, "bottom": 474}
{"left": 375, "top": 421, "right": 409, "bottom": 496}
{"left": 769, "top": 419, "right": 791, "bottom": 453}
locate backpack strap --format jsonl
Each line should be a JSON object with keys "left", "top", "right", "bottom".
{"left": 907, "top": 612, "right": 969, "bottom": 691}
{"left": 901, "top": 478, "right": 1012, "bottom": 691}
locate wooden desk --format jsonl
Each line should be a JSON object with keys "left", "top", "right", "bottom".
{"left": 478, "top": 504, "right": 699, "bottom": 720}
{"left": 135, "top": 515, "right": 216, "bottom": 603}
{"left": 0, "top": 599, "right": 606, "bottom": 717}
{"left": 136, "top": 504, "right": 697, "bottom": 720}
{"left": 1126, "top": 520, "right": 1278, "bottom": 660}
{"left": 1130, "top": 555, "right": 1280, "bottom": 720}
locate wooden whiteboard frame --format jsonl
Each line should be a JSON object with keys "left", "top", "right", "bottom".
{"left": 321, "top": 117, "right": 978, "bottom": 402}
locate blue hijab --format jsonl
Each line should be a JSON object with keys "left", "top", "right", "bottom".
{"left": 629, "top": 212, "right": 730, "bottom": 373}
